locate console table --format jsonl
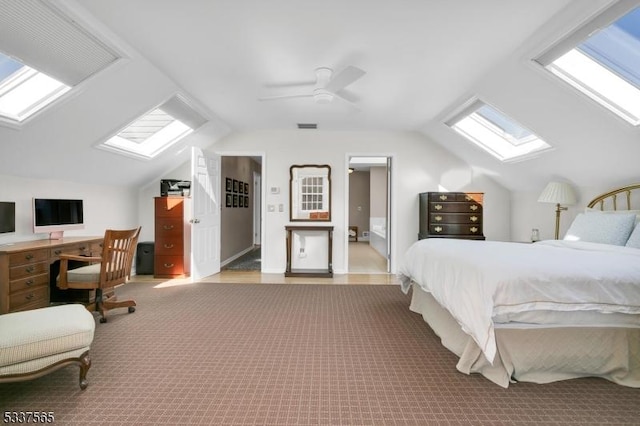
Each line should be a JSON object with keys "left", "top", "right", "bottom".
{"left": 0, "top": 237, "right": 102, "bottom": 314}
{"left": 285, "top": 226, "right": 333, "bottom": 278}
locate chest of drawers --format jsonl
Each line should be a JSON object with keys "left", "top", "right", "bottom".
{"left": 419, "top": 192, "right": 485, "bottom": 240}
{"left": 154, "top": 197, "right": 190, "bottom": 278}
{"left": 0, "top": 237, "right": 102, "bottom": 314}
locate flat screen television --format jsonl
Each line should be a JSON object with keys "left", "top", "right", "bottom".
{"left": 33, "top": 198, "right": 84, "bottom": 238}
{"left": 0, "top": 201, "right": 16, "bottom": 234}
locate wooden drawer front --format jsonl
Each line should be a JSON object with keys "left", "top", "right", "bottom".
{"left": 430, "top": 213, "right": 481, "bottom": 224}
{"left": 10, "top": 286, "right": 49, "bottom": 312}
{"left": 155, "top": 217, "right": 183, "bottom": 236}
{"left": 429, "top": 202, "right": 482, "bottom": 213}
{"left": 154, "top": 255, "right": 184, "bottom": 276}
{"left": 10, "top": 273, "right": 49, "bottom": 293}
{"left": 155, "top": 197, "right": 184, "bottom": 218}
{"left": 8, "top": 250, "right": 49, "bottom": 266}
{"left": 89, "top": 241, "right": 103, "bottom": 255}
{"left": 10, "top": 261, "right": 49, "bottom": 280}
{"left": 429, "top": 224, "right": 483, "bottom": 236}
{"left": 155, "top": 236, "right": 184, "bottom": 255}
{"left": 428, "top": 192, "right": 483, "bottom": 203}
{"left": 51, "top": 243, "right": 92, "bottom": 258}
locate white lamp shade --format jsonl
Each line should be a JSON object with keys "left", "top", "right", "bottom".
{"left": 538, "top": 181, "right": 577, "bottom": 205}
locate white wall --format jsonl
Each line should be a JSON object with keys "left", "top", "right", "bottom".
{"left": 511, "top": 181, "right": 639, "bottom": 242}
{"left": 0, "top": 174, "right": 138, "bottom": 245}
{"left": 212, "top": 129, "right": 511, "bottom": 274}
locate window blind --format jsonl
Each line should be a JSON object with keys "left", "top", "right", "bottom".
{"left": 0, "top": 0, "right": 119, "bottom": 86}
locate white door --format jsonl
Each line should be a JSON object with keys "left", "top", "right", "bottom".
{"left": 190, "top": 147, "right": 221, "bottom": 280}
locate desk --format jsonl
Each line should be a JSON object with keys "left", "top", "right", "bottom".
{"left": 0, "top": 237, "right": 102, "bottom": 314}
{"left": 285, "top": 226, "right": 333, "bottom": 278}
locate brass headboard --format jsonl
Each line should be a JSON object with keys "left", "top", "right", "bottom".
{"left": 587, "top": 184, "right": 640, "bottom": 210}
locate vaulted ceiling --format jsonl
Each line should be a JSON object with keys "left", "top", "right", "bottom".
{"left": 1, "top": 0, "right": 638, "bottom": 191}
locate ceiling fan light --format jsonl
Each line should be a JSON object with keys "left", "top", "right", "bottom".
{"left": 314, "top": 92, "right": 334, "bottom": 104}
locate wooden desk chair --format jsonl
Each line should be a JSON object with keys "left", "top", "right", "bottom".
{"left": 57, "top": 227, "right": 141, "bottom": 323}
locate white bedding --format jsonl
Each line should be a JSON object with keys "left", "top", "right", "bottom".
{"left": 398, "top": 239, "right": 640, "bottom": 363}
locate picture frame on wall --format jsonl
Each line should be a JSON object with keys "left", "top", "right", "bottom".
{"left": 226, "top": 193, "right": 232, "bottom": 207}
{"left": 225, "top": 177, "right": 232, "bottom": 192}
{"left": 244, "top": 196, "right": 249, "bottom": 208}
{"left": 233, "top": 194, "right": 238, "bottom": 207}
{"left": 233, "top": 179, "right": 239, "bottom": 193}
{"left": 244, "top": 182, "right": 249, "bottom": 194}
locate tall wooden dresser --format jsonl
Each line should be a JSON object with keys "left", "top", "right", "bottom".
{"left": 154, "top": 196, "right": 190, "bottom": 278}
{"left": 419, "top": 192, "right": 485, "bottom": 240}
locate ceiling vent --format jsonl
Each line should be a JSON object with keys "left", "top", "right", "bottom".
{"left": 297, "top": 123, "right": 317, "bottom": 129}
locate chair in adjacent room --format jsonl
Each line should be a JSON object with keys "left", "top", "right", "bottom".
{"left": 57, "top": 227, "right": 141, "bottom": 323}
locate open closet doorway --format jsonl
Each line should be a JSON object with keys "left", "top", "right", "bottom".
{"left": 220, "top": 155, "right": 263, "bottom": 272}
{"left": 347, "top": 156, "right": 391, "bottom": 273}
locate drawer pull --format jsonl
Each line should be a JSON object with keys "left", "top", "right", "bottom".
{"left": 25, "top": 293, "right": 34, "bottom": 300}
{"left": 79, "top": 246, "right": 86, "bottom": 251}
{"left": 26, "top": 279, "right": 34, "bottom": 286}
{"left": 470, "top": 227, "right": 478, "bottom": 233}
{"left": 470, "top": 205, "right": 478, "bottom": 211}
{"left": 434, "top": 204, "right": 443, "bottom": 210}
{"left": 163, "top": 225, "right": 175, "bottom": 230}
{"left": 54, "top": 249, "right": 62, "bottom": 255}
{"left": 470, "top": 216, "right": 478, "bottom": 222}
{"left": 25, "top": 266, "right": 35, "bottom": 273}
{"left": 439, "top": 195, "right": 448, "bottom": 201}
{"left": 25, "top": 254, "right": 34, "bottom": 260}
{"left": 163, "top": 263, "right": 175, "bottom": 268}
{"left": 434, "top": 216, "right": 442, "bottom": 222}
{"left": 434, "top": 226, "right": 443, "bottom": 233}
{"left": 163, "top": 243, "right": 174, "bottom": 249}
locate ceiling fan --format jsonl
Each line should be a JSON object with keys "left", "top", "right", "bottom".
{"left": 258, "top": 66, "right": 366, "bottom": 106}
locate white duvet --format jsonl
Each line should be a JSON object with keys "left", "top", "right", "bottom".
{"left": 398, "top": 239, "right": 640, "bottom": 363}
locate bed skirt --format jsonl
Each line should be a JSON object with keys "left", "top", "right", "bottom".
{"left": 409, "top": 284, "right": 640, "bottom": 388}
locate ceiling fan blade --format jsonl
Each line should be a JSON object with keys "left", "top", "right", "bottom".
{"left": 324, "top": 66, "right": 366, "bottom": 93}
{"left": 263, "top": 80, "right": 317, "bottom": 89}
{"left": 258, "top": 93, "right": 314, "bottom": 101}
{"left": 332, "top": 92, "right": 361, "bottom": 111}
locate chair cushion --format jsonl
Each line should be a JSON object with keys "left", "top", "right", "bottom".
{"left": 0, "top": 304, "right": 95, "bottom": 368}
{"left": 67, "top": 263, "right": 101, "bottom": 282}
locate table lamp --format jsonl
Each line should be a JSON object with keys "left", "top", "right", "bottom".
{"left": 537, "top": 181, "right": 577, "bottom": 239}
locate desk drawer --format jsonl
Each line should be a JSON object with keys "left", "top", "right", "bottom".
{"left": 10, "top": 286, "right": 49, "bottom": 312}
{"left": 51, "top": 243, "right": 92, "bottom": 258}
{"left": 10, "top": 273, "right": 49, "bottom": 293}
{"left": 10, "top": 261, "right": 49, "bottom": 280}
{"left": 8, "top": 250, "right": 49, "bottom": 266}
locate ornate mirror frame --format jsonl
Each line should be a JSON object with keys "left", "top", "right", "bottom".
{"left": 289, "top": 164, "right": 332, "bottom": 222}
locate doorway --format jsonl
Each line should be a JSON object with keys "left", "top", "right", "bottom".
{"left": 219, "top": 155, "right": 263, "bottom": 271}
{"left": 347, "top": 156, "right": 391, "bottom": 273}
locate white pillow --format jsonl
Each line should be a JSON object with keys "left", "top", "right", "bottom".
{"left": 625, "top": 223, "right": 640, "bottom": 249}
{"left": 563, "top": 212, "right": 636, "bottom": 245}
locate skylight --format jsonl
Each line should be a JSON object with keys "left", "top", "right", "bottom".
{"left": 0, "top": 52, "right": 70, "bottom": 124}
{"left": 446, "top": 100, "right": 552, "bottom": 162}
{"left": 98, "top": 95, "right": 207, "bottom": 160}
{"left": 537, "top": 5, "right": 640, "bottom": 125}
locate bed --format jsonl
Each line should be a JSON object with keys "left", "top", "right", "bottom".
{"left": 398, "top": 184, "right": 640, "bottom": 388}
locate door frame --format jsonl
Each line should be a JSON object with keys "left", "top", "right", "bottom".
{"left": 344, "top": 153, "right": 395, "bottom": 274}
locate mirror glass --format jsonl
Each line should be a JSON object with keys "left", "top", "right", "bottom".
{"left": 289, "top": 164, "right": 331, "bottom": 221}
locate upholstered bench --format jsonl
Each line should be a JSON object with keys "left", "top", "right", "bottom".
{"left": 0, "top": 304, "right": 95, "bottom": 389}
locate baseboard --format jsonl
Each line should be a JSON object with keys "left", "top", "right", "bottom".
{"left": 221, "top": 246, "right": 256, "bottom": 267}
